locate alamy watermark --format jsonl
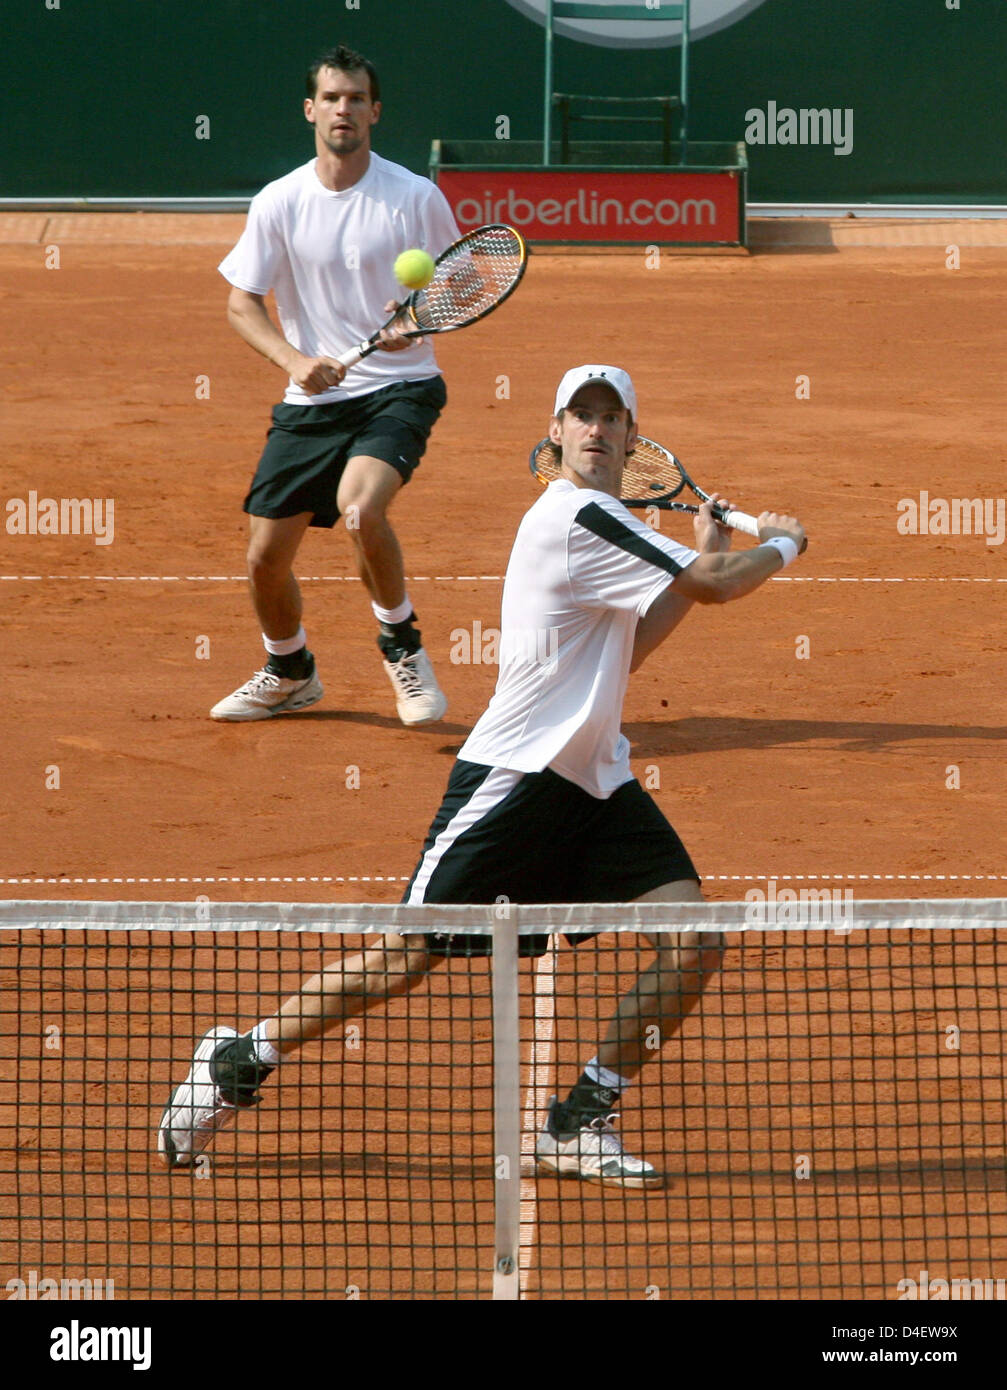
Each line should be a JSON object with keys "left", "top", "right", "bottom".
{"left": 449, "top": 622, "right": 559, "bottom": 674}
{"left": 898, "top": 1270, "right": 1006, "bottom": 1301}
{"left": 744, "top": 101, "right": 853, "bottom": 157}
{"left": 897, "top": 492, "right": 1005, "bottom": 546}
{"left": 5, "top": 491, "right": 115, "bottom": 545}
{"left": 50, "top": 1319, "right": 151, "bottom": 1371}
{"left": 744, "top": 879, "right": 854, "bottom": 928}
{"left": 6, "top": 1268, "right": 114, "bottom": 1299}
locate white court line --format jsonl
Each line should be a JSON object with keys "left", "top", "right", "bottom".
{"left": 518, "top": 943, "right": 557, "bottom": 1300}
{"left": 0, "top": 574, "right": 503, "bottom": 583}
{"left": 0, "top": 575, "right": 1005, "bottom": 584}
{"left": 0, "top": 875, "right": 411, "bottom": 885}
{"left": 4, "top": 873, "right": 1007, "bottom": 886}
{"left": 706, "top": 873, "right": 1007, "bottom": 882}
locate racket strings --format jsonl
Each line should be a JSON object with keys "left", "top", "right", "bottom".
{"left": 534, "top": 442, "right": 563, "bottom": 482}
{"left": 413, "top": 229, "right": 524, "bottom": 330}
{"left": 621, "top": 441, "right": 684, "bottom": 500}
{"left": 533, "top": 439, "right": 684, "bottom": 502}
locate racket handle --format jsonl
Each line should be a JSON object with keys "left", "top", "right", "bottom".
{"left": 335, "top": 342, "right": 370, "bottom": 369}
{"left": 720, "top": 508, "right": 761, "bottom": 538}
{"left": 338, "top": 301, "right": 412, "bottom": 369}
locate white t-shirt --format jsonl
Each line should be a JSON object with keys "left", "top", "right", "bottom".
{"left": 219, "top": 155, "right": 461, "bottom": 405}
{"left": 460, "top": 479, "right": 699, "bottom": 798}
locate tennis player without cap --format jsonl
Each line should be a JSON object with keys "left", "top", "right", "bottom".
{"left": 212, "top": 43, "right": 459, "bottom": 727}
{"left": 161, "top": 366, "right": 807, "bottom": 1187}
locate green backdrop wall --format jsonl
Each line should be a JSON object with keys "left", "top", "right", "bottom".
{"left": 3, "top": 0, "right": 1003, "bottom": 203}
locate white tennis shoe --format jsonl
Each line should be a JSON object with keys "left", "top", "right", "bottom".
{"left": 158, "top": 1026, "right": 241, "bottom": 1169}
{"left": 210, "top": 666, "right": 323, "bottom": 721}
{"left": 535, "top": 1097, "right": 664, "bottom": 1189}
{"left": 382, "top": 647, "right": 448, "bottom": 725}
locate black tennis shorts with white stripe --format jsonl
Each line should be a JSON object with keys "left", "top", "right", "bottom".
{"left": 402, "top": 759, "right": 699, "bottom": 957}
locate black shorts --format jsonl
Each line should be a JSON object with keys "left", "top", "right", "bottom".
{"left": 403, "top": 760, "right": 699, "bottom": 957}
{"left": 243, "top": 375, "right": 447, "bottom": 528}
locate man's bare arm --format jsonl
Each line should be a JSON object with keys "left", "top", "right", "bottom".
{"left": 226, "top": 287, "right": 346, "bottom": 395}
{"left": 631, "top": 588, "right": 695, "bottom": 672}
{"left": 672, "top": 509, "right": 804, "bottom": 605}
{"left": 631, "top": 505, "right": 805, "bottom": 670}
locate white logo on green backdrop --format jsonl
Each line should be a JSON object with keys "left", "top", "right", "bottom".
{"left": 503, "top": 0, "right": 769, "bottom": 47}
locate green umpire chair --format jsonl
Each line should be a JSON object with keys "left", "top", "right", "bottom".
{"left": 543, "top": 0, "right": 692, "bottom": 164}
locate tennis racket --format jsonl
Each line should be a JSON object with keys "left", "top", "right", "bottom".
{"left": 336, "top": 224, "right": 528, "bottom": 369}
{"left": 530, "top": 434, "right": 807, "bottom": 550}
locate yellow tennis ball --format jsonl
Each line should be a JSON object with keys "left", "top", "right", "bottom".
{"left": 394, "top": 248, "right": 435, "bottom": 291}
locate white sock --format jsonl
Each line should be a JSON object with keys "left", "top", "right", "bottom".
{"left": 250, "top": 1019, "right": 282, "bottom": 1066}
{"left": 263, "top": 625, "right": 306, "bottom": 657}
{"left": 371, "top": 597, "right": 413, "bottom": 626}
{"left": 584, "top": 1055, "right": 632, "bottom": 1092}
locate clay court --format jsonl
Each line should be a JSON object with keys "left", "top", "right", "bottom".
{"left": 2, "top": 216, "right": 1005, "bottom": 1299}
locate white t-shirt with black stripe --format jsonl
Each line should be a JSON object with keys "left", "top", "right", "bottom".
{"left": 459, "top": 478, "right": 699, "bottom": 799}
{"left": 218, "top": 155, "right": 460, "bottom": 405}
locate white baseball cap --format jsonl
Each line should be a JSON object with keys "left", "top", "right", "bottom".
{"left": 553, "top": 365, "right": 637, "bottom": 420}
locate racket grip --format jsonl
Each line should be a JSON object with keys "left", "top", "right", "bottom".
{"left": 721, "top": 508, "right": 761, "bottom": 538}
{"left": 335, "top": 342, "right": 369, "bottom": 369}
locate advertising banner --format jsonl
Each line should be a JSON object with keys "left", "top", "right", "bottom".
{"left": 438, "top": 169, "right": 742, "bottom": 244}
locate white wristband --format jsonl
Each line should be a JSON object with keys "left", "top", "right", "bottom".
{"left": 761, "top": 536, "right": 799, "bottom": 568}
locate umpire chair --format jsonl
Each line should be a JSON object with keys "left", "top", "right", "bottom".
{"left": 543, "top": 0, "right": 692, "bottom": 165}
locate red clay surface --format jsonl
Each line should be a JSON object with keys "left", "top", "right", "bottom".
{"left": 1, "top": 225, "right": 1005, "bottom": 1298}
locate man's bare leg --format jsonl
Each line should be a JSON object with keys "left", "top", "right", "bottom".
{"left": 263, "top": 934, "right": 437, "bottom": 1055}
{"left": 337, "top": 454, "right": 447, "bottom": 724}
{"left": 550, "top": 879, "right": 723, "bottom": 1131}
{"left": 246, "top": 511, "right": 314, "bottom": 639}
{"left": 597, "top": 879, "right": 723, "bottom": 1078}
{"left": 336, "top": 455, "right": 406, "bottom": 608}
{"left": 209, "top": 511, "right": 322, "bottom": 719}
{"left": 212, "top": 935, "right": 439, "bottom": 1092}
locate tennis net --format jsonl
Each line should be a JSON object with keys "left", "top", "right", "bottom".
{"left": 2, "top": 898, "right": 1006, "bottom": 1301}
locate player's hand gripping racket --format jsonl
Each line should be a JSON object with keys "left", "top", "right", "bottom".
{"left": 530, "top": 435, "right": 807, "bottom": 551}
{"left": 336, "top": 224, "right": 528, "bottom": 369}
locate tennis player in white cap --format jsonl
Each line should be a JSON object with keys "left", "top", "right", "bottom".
{"left": 160, "top": 365, "right": 805, "bottom": 1187}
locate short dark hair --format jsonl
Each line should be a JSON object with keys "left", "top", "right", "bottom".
{"left": 306, "top": 44, "right": 380, "bottom": 103}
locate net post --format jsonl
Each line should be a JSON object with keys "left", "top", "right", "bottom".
{"left": 491, "top": 901, "right": 521, "bottom": 1299}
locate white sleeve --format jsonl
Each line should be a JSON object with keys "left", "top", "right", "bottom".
{"left": 417, "top": 183, "right": 462, "bottom": 259}
{"left": 568, "top": 495, "right": 699, "bottom": 616}
{"left": 218, "top": 190, "right": 285, "bottom": 295}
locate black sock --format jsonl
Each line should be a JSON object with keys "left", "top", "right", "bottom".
{"left": 377, "top": 613, "right": 421, "bottom": 660}
{"left": 266, "top": 646, "right": 313, "bottom": 680}
{"left": 553, "top": 1071, "right": 621, "bottom": 1133}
